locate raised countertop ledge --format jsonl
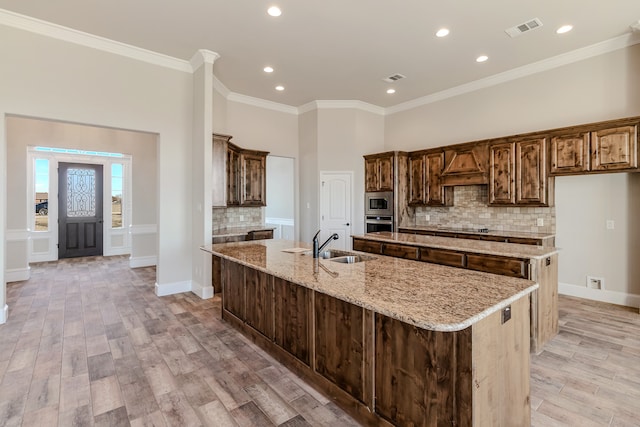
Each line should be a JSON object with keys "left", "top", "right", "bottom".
{"left": 356, "top": 232, "right": 559, "bottom": 259}
{"left": 401, "top": 225, "right": 555, "bottom": 240}
{"left": 212, "top": 225, "right": 276, "bottom": 238}
{"left": 201, "top": 239, "right": 538, "bottom": 332}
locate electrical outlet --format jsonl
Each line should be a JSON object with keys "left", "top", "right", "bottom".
{"left": 606, "top": 220, "right": 615, "bottom": 230}
{"left": 240, "top": 215, "right": 245, "bottom": 222}
{"left": 425, "top": 214, "right": 430, "bottom": 221}
{"left": 536, "top": 218, "right": 544, "bottom": 227}
{"left": 586, "top": 276, "right": 604, "bottom": 290}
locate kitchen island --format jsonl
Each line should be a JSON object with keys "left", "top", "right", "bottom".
{"left": 202, "top": 239, "right": 538, "bottom": 426}
{"left": 353, "top": 231, "right": 559, "bottom": 353}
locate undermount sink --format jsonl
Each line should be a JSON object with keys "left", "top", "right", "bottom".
{"left": 304, "top": 249, "right": 375, "bottom": 263}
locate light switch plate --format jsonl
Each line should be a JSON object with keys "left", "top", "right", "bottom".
{"left": 606, "top": 220, "right": 615, "bottom": 230}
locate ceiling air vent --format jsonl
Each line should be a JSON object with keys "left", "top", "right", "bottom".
{"left": 382, "top": 73, "right": 406, "bottom": 83}
{"left": 505, "top": 18, "right": 543, "bottom": 38}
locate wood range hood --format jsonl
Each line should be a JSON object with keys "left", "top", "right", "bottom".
{"left": 440, "top": 143, "right": 489, "bottom": 186}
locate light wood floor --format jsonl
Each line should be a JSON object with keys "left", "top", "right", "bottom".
{"left": 0, "top": 256, "right": 638, "bottom": 426}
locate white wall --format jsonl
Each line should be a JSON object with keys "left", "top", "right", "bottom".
{"left": 0, "top": 23, "right": 196, "bottom": 322}
{"left": 385, "top": 44, "right": 640, "bottom": 305}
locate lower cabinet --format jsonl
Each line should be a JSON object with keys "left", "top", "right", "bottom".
{"left": 245, "top": 268, "right": 273, "bottom": 339}
{"left": 466, "top": 253, "right": 528, "bottom": 279}
{"left": 273, "top": 276, "right": 311, "bottom": 365}
{"left": 419, "top": 247, "right": 466, "bottom": 268}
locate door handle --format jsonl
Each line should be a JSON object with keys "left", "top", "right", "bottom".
{"left": 344, "top": 223, "right": 350, "bottom": 226}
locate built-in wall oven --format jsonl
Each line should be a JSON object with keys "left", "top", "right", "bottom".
{"left": 365, "top": 191, "right": 394, "bottom": 232}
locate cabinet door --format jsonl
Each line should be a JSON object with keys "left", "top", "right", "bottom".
{"left": 516, "top": 138, "right": 548, "bottom": 205}
{"left": 227, "top": 148, "right": 241, "bottom": 206}
{"left": 591, "top": 125, "right": 638, "bottom": 171}
{"left": 352, "top": 238, "right": 382, "bottom": 254}
{"left": 245, "top": 267, "right": 273, "bottom": 339}
{"left": 364, "top": 157, "right": 380, "bottom": 192}
{"left": 241, "top": 153, "right": 266, "bottom": 206}
{"left": 274, "top": 277, "right": 310, "bottom": 365}
{"left": 408, "top": 154, "right": 426, "bottom": 205}
{"left": 425, "top": 152, "right": 452, "bottom": 206}
{"left": 314, "top": 293, "right": 364, "bottom": 402}
{"left": 466, "top": 254, "right": 529, "bottom": 279}
{"left": 419, "top": 247, "right": 465, "bottom": 268}
{"left": 489, "top": 142, "right": 516, "bottom": 205}
{"left": 550, "top": 133, "right": 590, "bottom": 175}
{"left": 381, "top": 243, "right": 418, "bottom": 260}
{"left": 378, "top": 155, "right": 394, "bottom": 191}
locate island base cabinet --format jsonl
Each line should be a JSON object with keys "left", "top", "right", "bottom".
{"left": 375, "top": 296, "right": 530, "bottom": 427}
{"left": 273, "top": 277, "right": 311, "bottom": 366}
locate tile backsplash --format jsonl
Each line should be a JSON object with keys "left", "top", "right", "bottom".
{"left": 411, "top": 185, "right": 555, "bottom": 233}
{"left": 213, "top": 207, "right": 264, "bottom": 229}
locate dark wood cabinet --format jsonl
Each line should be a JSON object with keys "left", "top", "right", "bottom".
{"left": 591, "top": 125, "right": 637, "bottom": 171}
{"left": 550, "top": 132, "right": 590, "bottom": 175}
{"left": 274, "top": 276, "right": 310, "bottom": 365}
{"left": 222, "top": 259, "right": 245, "bottom": 319}
{"left": 241, "top": 151, "right": 267, "bottom": 206}
{"left": 408, "top": 151, "right": 452, "bottom": 206}
{"left": 466, "top": 253, "right": 528, "bottom": 279}
{"left": 247, "top": 229, "right": 273, "bottom": 240}
{"left": 226, "top": 144, "right": 241, "bottom": 206}
{"left": 441, "top": 142, "right": 489, "bottom": 186}
{"left": 314, "top": 293, "right": 365, "bottom": 403}
{"left": 381, "top": 242, "right": 418, "bottom": 260}
{"left": 419, "top": 247, "right": 465, "bottom": 268}
{"left": 352, "top": 238, "right": 382, "bottom": 254}
{"left": 364, "top": 152, "right": 394, "bottom": 192}
{"left": 490, "top": 138, "right": 550, "bottom": 206}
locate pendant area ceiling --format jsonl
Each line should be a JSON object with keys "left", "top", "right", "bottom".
{"left": 1, "top": 0, "right": 639, "bottom": 108}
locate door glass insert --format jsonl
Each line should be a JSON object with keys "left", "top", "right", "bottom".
{"left": 66, "top": 168, "right": 96, "bottom": 217}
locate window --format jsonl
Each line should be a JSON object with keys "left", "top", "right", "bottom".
{"left": 112, "top": 163, "right": 123, "bottom": 228}
{"left": 34, "top": 158, "right": 49, "bottom": 231}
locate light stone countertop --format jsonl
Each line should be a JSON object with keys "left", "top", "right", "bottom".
{"left": 355, "top": 232, "right": 559, "bottom": 259}
{"left": 201, "top": 239, "right": 538, "bottom": 332}
{"left": 399, "top": 225, "right": 555, "bottom": 241}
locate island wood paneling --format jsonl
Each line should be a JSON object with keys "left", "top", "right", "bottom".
{"left": 273, "top": 276, "right": 311, "bottom": 365}
{"left": 529, "top": 254, "right": 558, "bottom": 354}
{"left": 212, "top": 254, "right": 221, "bottom": 294}
{"left": 244, "top": 267, "right": 273, "bottom": 340}
{"left": 381, "top": 242, "right": 418, "bottom": 260}
{"left": 314, "top": 293, "right": 365, "bottom": 403}
{"left": 352, "top": 238, "right": 382, "bottom": 254}
{"left": 418, "top": 247, "right": 466, "bottom": 268}
{"left": 466, "top": 253, "right": 528, "bottom": 279}
{"left": 222, "top": 259, "right": 244, "bottom": 319}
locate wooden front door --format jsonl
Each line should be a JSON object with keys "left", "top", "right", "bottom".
{"left": 58, "top": 163, "right": 104, "bottom": 258}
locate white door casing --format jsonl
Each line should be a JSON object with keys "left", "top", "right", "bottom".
{"left": 319, "top": 171, "right": 352, "bottom": 251}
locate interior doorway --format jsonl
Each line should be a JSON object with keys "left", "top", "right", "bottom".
{"left": 319, "top": 171, "right": 353, "bottom": 251}
{"left": 58, "top": 162, "right": 104, "bottom": 258}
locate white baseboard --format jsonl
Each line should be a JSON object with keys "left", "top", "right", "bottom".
{"left": 6, "top": 267, "right": 30, "bottom": 283}
{"left": 0, "top": 305, "right": 8, "bottom": 324}
{"left": 559, "top": 282, "right": 640, "bottom": 309}
{"left": 155, "top": 280, "right": 191, "bottom": 297}
{"left": 129, "top": 255, "right": 157, "bottom": 268}
{"left": 191, "top": 280, "right": 214, "bottom": 299}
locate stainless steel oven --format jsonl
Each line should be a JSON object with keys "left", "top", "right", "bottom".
{"left": 366, "top": 215, "right": 393, "bottom": 233}
{"left": 365, "top": 191, "right": 393, "bottom": 216}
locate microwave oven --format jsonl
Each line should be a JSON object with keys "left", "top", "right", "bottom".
{"left": 365, "top": 191, "right": 393, "bottom": 216}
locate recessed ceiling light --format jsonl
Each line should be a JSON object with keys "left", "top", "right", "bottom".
{"left": 275, "top": 85, "right": 284, "bottom": 91}
{"left": 267, "top": 6, "right": 282, "bottom": 17}
{"left": 387, "top": 89, "right": 396, "bottom": 94}
{"left": 476, "top": 55, "right": 489, "bottom": 63}
{"left": 436, "top": 28, "right": 450, "bottom": 38}
{"left": 263, "top": 66, "right": 274, "bottom": 73}
{"left": 556, "top": 25, "right": 573, "bottom": 34}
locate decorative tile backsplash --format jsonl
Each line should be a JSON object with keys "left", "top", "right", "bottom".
{"left": 213, "top": 207, "right": 264, "bottom": 229}
{"left": 411, "top": 185, "right": 555, "bottom": 233}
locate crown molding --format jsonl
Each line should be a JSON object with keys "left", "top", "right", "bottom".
{"left": 190, "top": 49, "right": 220, "bottom": 71}
{"left": 226, "top": 92, "right": 299, "bottom": 115}
{"left": 0, "top": 8, "right": 192, "bottom": 73}
{"left": 213, "top": 75, "right": 231, "bottom": 98}
{"left": 387, "top": 33, "right": 640, "bottom": 115}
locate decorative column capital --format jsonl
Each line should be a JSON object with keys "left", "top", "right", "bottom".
{"left": 190, "top": 49, "right": 220, "bottom": 71}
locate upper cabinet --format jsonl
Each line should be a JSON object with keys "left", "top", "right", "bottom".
{"left": 550, "top": 123, "right": 638, "bottom": 176}
{"left": 408, "top": 150, "right": 452, "bottom": 206}
{"left": 213, "top": 133, "right": 269, "bottom": 207}
{"left": 365, "top": 152, "right": 394, "bottom": 192}
{"left": 490, "top": 137, "right": 550, "bottom": 206}
{"left": 441, "top": 142, "right": 489, "bottom": 186}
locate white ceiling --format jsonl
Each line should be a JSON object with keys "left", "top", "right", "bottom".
{"left": 2, "top": 1, "right": 640, "bottom": 109}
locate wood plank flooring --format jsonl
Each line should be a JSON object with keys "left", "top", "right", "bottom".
{"left": 0, "top": 255, "right": 638, "bottom": 426}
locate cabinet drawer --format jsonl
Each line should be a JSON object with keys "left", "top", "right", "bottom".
{"left": 506, "top": 237, "right": 541, "bottom": 246}
{"left": 418, "top": 248, "right": 465, "bottom": 268}
{"left": 382, "top": 243, "right": 418, "bottom": 260}
{"left": 466, "top": 254, "right": 529, "bottom": 279}
{"left": 353, "top": 238, "right": 382, "bottom": 254}
{"left": 248, "top": 230, "right": 273, "bottom": 240}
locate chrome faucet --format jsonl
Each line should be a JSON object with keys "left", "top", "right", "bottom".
{"left": 312, "top": 230, "right": 339, "bottom": 258}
